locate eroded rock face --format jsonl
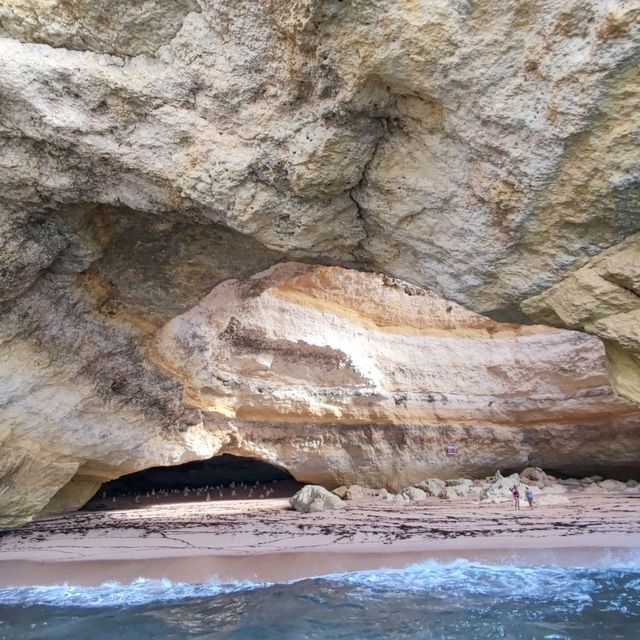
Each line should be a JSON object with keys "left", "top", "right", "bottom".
{"left": 1, "top": 1, "right": 639, "bottom": 526}
{"left": 1, "top": 2, "right": 637, "bottom": 320}
{"left": 0, "top": 0, "right": 199, "bottom": 56}
{"left": 151, "top": 262, "right": 640, "bottom": 490}
{"left": 523, "top": 235, "right": 640, "bottom": 405}
{"left": 2, "top": 251, "right": 640, "bottom": 526}
{"left": 0, "top": 205, "right": 283, "bottom": 527}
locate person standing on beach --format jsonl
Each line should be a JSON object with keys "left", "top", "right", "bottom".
{"left": 512, "top": 484, "right": 520, "bottom": 510}
{"left": 525, "top": 486, "right": 534, "bottom": 509}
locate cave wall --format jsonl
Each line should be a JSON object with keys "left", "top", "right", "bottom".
{"left": 2, "top": 222, "right": 639, "bottom": 526}
{"left": 0, "top": 0, "right": 639, "bottom": 526}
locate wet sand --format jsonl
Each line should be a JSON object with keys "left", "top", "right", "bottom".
{"left": 1, "top": 490, "right": 639, "bottom": 585}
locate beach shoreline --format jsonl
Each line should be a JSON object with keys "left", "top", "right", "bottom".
{"left": 1, "top": 492, "right": 639, "bottom": 586}
{"left": 1, "top": 545, "right": 639, "bottom": 588}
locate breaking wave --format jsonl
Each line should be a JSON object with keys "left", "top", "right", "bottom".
{"left": 2, "top": 556, "right": 639, "bottom": 609}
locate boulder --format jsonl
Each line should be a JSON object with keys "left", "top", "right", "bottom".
{"left": 562, "top": 478, "right": 581, "bottom": 486}
{"left": 445, "top": 478, "right": 473, "bottom": 488}
{"left": 497, "top": 472, "right": 520, "bottom": 487}
{"left": 428, "top": 478, "right": 477, "bottom": 499}
{"left": 520, "top": 467, "right": 549, "bottom": 485}
{"left": 415, "top": 478, "right": 446, "bottom": 496}
{"left": 479, "top": 472, "right": 523, "bottom": 502}
{"left": 493, "top": 473, "right": 521, "bottom": 493}
{"left": 582, "top": 484, "right": 606, "bottom": 495}
{"left": 439, "top": 486, "right": 458, "bottom": 500}
{"left": 598, "top": 479, "right": 625, "bottom": 491}
{"left": 333, "top": 485, "right": 391, "bottom": 501}
{"left": 402, "top": 487, "right": 427, "bottom": 501}
{"left": 539, "top": 483, "right": 567, "bottom": 495}
{"left": 290, "top": 485, "right": 346, "bottom": 513}
{"left": 385, "top": 493, "right": 410, "bottom": 504}
{"left": 344, "top": 485, "right": 390, "bottom": 500}
{"left": 332, "top": 486, "right": 349, "bottom": 499}
{"left": 480, "top": 484, "right": 511, "bottom": 503}
{"left": 468, "top": 483, "right": 487, "bottom": 496}
{"left": 345, "top": 484, "right": 368, "bottom": 500}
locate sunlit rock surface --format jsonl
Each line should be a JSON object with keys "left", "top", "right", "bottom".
{"left": 523, "top": 235, "right": 640, "bottom": 405}
{"left": 3, "top": 250, "right": 639, "bottom": 526}
{"left": 153, "top": 263, "right": 640, "bottom": 491}
{"left": 1, "top": 1, "right": 639, "bottom": 526}
{"left": 1, "top": 1, "right": 637, "bottom": 308}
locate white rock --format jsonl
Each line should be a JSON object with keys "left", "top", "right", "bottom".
{"left": 598, "top": 479, "right": 626, "bottom": 491}
{"left": 402, "top": 487, "right": 427, "bottom": 501}
{"left": 415, "top": 479, "right": 447, "bottom": 496}
{"left": 289, "top": 485, "right": 346, "bottom": 513}
{"left": 539, "top": 484, "right": 568, "bottom": 495}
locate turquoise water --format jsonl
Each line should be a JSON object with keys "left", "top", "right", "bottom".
{"left": 1, "top": 559, "right": 639, "bottom": 639}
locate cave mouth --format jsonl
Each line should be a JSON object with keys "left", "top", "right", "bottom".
{"left": 83, "top": 454, "right": 302, "bottom": 511}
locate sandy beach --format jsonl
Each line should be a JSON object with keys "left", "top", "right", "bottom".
{"left": 1, "top": 489, "right": 639, "bottom": 586}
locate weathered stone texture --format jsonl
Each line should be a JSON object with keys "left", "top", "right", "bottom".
{"left": 523, "top": 235, "right": 640, "bottom": 405}
{"left": 0, "top": 1, "right": 639, "bottom": 526}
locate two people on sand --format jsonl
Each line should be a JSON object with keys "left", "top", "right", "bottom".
{"left": 512, "top": 484, "right": 534, "bottom": 510}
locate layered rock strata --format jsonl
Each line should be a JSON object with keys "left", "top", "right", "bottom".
{"left": 3, "top": 253, "right": 639, "bottom": 527}
{"left": 0, "top": 0, "right": 638, "bottom": 395}
{"left": 523, "top": 235, "right": 640, "bottom": 405}
{"left": 152, "top": 263, "right": 640, "bottom": 490}
{"left": 1, "top": 1, "right": 639, "bottom": 526}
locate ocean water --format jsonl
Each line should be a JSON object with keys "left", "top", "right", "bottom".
{"left": 1, "top": 559, "right": 639, "bottom": 639}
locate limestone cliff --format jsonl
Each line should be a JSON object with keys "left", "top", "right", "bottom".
{"left": 0, "top": 1, "right": 639, "bottom": 526}
{"left": 2, "top": 251, "right": 639, "bottom": 526}
{"left": 523, "top": 235, "right": 640, "bottom": 405}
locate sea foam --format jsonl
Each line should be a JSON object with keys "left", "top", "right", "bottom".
{"left": 1, "top": 556, "right": 639, "bottom": 609}
{"left": 0, "top": 577, "right": 265, "bottom": 608}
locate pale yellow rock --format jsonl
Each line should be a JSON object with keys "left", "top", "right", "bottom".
{"left": 523, "top": 236, "right": 640, "bottom": 404}
{"left": 598, "top": 479, "right": 626, "bottom": 491}
{"left": 290, "top": 485, "right": 345, "bottom": 513}
{"left": 0, "top": 0, "right": 639, "bottom": 528}
{"left": 0, "top": 0, "right": 637, "bottom": 301}
{"left": 0, "top": 0, "right": 199, "bottom": 56}
{"left": 402, "top": 487, "right": 427, "bottom": 502}
{"left": 151, "top": 263, "right": 640, "bottom": 494}
{"left": 3, "top": 262, "right": 640, "bottom": 527}
{"left": 582, "top": 484, "right": 606, "bottom": 495}
{"left": 414, "top": 478, "right": 446, "bottom": 496}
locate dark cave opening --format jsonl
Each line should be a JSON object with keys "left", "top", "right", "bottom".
{"left": 83, "top": 454, "right": 302, "bottom": 511}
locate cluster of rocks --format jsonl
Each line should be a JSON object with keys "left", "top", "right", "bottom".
{"left": 289, "top": 468, "right": 640, "bottom": 513}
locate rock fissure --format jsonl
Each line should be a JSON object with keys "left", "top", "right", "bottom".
{"left": 346, "top": 117, "right": 391, "bottom": 261}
